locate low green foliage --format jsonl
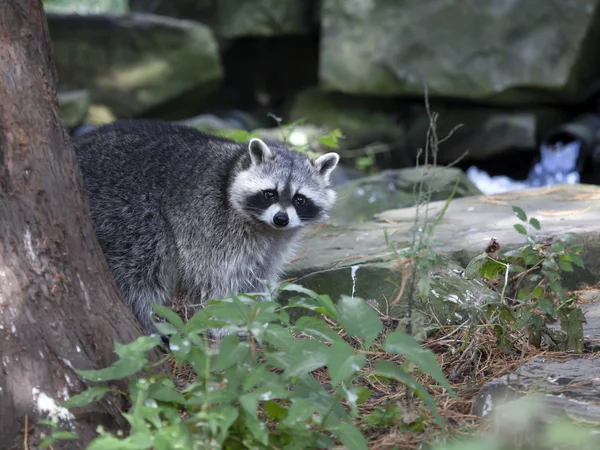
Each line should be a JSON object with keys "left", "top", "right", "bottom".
{"left": 51, "top": 283, "right": 454, "bottom": 449}
{"left": 475, "top": 205, "right": 586, "bottom": 351}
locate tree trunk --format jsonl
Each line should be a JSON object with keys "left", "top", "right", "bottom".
{"left": 0, "top": 2, "right": 159, "bottom": 448}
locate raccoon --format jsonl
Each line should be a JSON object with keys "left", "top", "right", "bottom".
{"left": 72, "top": 119, "right": 339, "bottom": 337}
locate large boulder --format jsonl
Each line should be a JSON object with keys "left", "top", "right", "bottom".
{"left": 47, "top": 13, "right": 223, "bottom": 118}
{"left": 217, "top": 0, "right": 317, "bottom": 37}
{"left": 43, "top": 0, "right": 128, "bottom": 14}
{"left": 288, "top": 87, "right": 410, "bottom": 166}
{"left": 331, "top": 166, "right": 481, "bottom": 224}
{"left": 287, "top": 184, "right": 600, "bottom": 321}
{"left": 128, "top": 0, "right": 216, "bottom": 26}
{"left": 407, "top": 104, "right": 568, "bottom": 163}
{"left": 472, "top": 291, "right": 600, "bottom": 425}
{"left": 129, "top": 0, "right": 318, "bottom": 37}
{"left": 319, "top": 0, "right": 600, "bottom": 104}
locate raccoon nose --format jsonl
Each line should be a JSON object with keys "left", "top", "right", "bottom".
{"left": 273, "top": 211, "right": 289, "bottom": 227}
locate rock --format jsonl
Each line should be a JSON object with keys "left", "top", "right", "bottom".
{"left": 470, "top": 395, "right": 600, "bottom": 449}
{"left": 217, "top": 0, "right": 317, "bottom": 37}
{"left": 331, "top": 166, "right": 481, "bottom": 224}
{"left": 178, "top": 114, "right": 246, "bottom": 133}
{"left": 129, "top": 0, "right": 318, "bottom": 37}
{"left": 47, "top": 13, "right": 223, "bottom": 118}
{"left": 285, "top": 254, "right": 499, "bottom": 337}
{"left": 472, "top": 292, "right": 600, "bottom": 424}
{"left": 44, "top": 0, "right": 128, "bottom": 14}
{"left": 319, "top": 0, "right": 600, "bottom": 104}
{"left": 407, "top": 105, "right": 568, "bottom": 163}
{"left": 57, "top": 90, "right": 90, "bottom": 128}
{"left": 288, "top": 88, "right": 409, "bottom": 165}
{"left": 128, "top": 0, "right": 217, "bottom": 27}
{"left": 286, "top": 185, "right": 600, "bottom": 322}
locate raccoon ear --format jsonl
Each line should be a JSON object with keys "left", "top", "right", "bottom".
{"left": 248, "top": 138, "right": 273, "bottom": 165}
{"left": 314, "top": 152, "right": 340, "bottom": 182}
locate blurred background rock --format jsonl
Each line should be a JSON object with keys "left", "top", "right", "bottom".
{"left": 45, "top": 0, "right": 600, "bottom": 201}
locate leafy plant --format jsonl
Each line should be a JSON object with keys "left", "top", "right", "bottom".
{"left": 476, "top": 205, "right": 586, "bottom": 351}
{"left": 55, "top": 284, "right": 454, "bottom": 449}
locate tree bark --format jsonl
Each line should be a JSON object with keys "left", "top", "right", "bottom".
{"left": 0, "top": 2, "right": 159, "bottom": 448}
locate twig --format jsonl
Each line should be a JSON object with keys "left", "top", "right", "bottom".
{"left": 24, "top": 415, "right": 28, "bottom": 450}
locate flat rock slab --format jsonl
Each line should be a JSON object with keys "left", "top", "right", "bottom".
{"left": 287, "top": 184, "right": 600, "bottom": 280}
{"left": 473, "top": 291, "right": 600, "bottom": 423}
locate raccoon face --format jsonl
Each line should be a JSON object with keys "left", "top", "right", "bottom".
{"left": 229, "top": 138, "right": 339, "bottom": 231}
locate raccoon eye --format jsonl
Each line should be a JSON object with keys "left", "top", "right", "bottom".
{"left": 294, "top": 194, "right": 306, "bottom": 206}
{"left": 264, "top": 190, "right": 277, "bottom": 200}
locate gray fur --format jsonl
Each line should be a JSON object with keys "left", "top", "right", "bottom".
{"left": 72, "top": 119, "right": 339, "bottom": 337}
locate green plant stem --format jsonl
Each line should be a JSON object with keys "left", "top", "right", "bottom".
{"left": 485, "top": 255, "right": 510, "bottom": 304}
{"left": 312, "top": 389, "right": 343, "bottom": 448}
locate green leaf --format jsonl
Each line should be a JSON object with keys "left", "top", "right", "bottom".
{"left": 528, "top": 217, "right": 541, "bottom": 230}
{"left": 213, "top": 335, "right": 250, "bottom": 371}
{"left": 61, "top": 386, "right": 111, "bottom": 408}
{"left": 528, "top": 274, "right": 542, "bottom": 283}
{"left": 331, "top": 422, "right": 368, "bottom": 450}
{"left": 551, "top": 241, "right": 565, "bottom": 253}
{"left": 508, "top": 265, "right": 526, "bottom": 273}
{"left": 39, "top": 437, "right": 55, "bottom": 449}
{"left": 550, "top": 281, "right": 565, "bottom": 300}
{"left": 538, "top": 298, "right": 555, "bottom": 316}
{"left": 558, "top": 259, "right": 574, "bottom": 272}
{"left": 317, "top": 128, "right": 343, "bottom": 148}
{"left": 513, "top": 224, "right": 528, "bottom": 235}
{"left": 241, "top": 411, "right": 269, "bottom": 446}
{"left": 567, "top": 252, "right": 585, "bottom": 269}
{"left": 280, "top": 283, "right": 321, "bottom": 300}
{"left": 517, "top": 288, "right": 531, "bottom": 302}
{"left": 533, "top": 286, "right": 544, "bottom": 298}
{"left": 148, "top": 383, "right": 186, "bottom": 405}
{"left": 284, "top": 340, "right": 331, "bottom": 378}
{"left": 525, "top": 254, "right": 541, "bottom": 266}
{"left": 512, "top": 206, "right": 527, "bottom": 221}
{"left": 88, "top": 434, "right": 154, "bottom": 450}
{"left": 382, "top": 332, "right": 454, "bottom": 397}
{"left": 504, "top": 249, "right": 524, "bottom": 259}
{"left": 239, "top": 384, "right": 290, "bottom": 419}
{"left": 152, "top": 304, "right": 184, "bottom": 329}
{"left": 74, "top": 336, "right": 160, "bottom": 381}
{"left": 292, "top": 316, "right": 344, "bottom": 344}
{"left": 205, "top": 298, "right": 250, "bottom": 323}
{"left": 283, "top": 285, "right": 337, "bottom": 318}
{"left": 327, "top": 342, "right": 366, "bottom": 386}
{"left": 213, "top": 405, "right": 239, "bottom": 444}
{"left": 375, "top": 360, "right": 444, "bottom": 426}
{"left": 355, "top": 387, "right": 372, "bottom": 404}
{"left": 263, "top": 323, "right": 298, "bottom": 352}
{"left": 280, "top": 399, "right": 316, "bottom": 428}
{"left": 479, "top": 260, "right": 504, "bottom": 279}
{"left": 336, "top": 296, "right": 383, "bottom": 347}
{"left": 264, "top": 400, "right": 287, "bottom": 421}
{"left": 153, "top": 321, "right": 179, "bottom": 336}
{"left": 180, "top": 308, "right": 219, "bottom": 334}
{"left": 242, "top": 365, "right": 269, "bottom": 391}
{"left": 50, "top": 431, "right": 78, "bottom": 440}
